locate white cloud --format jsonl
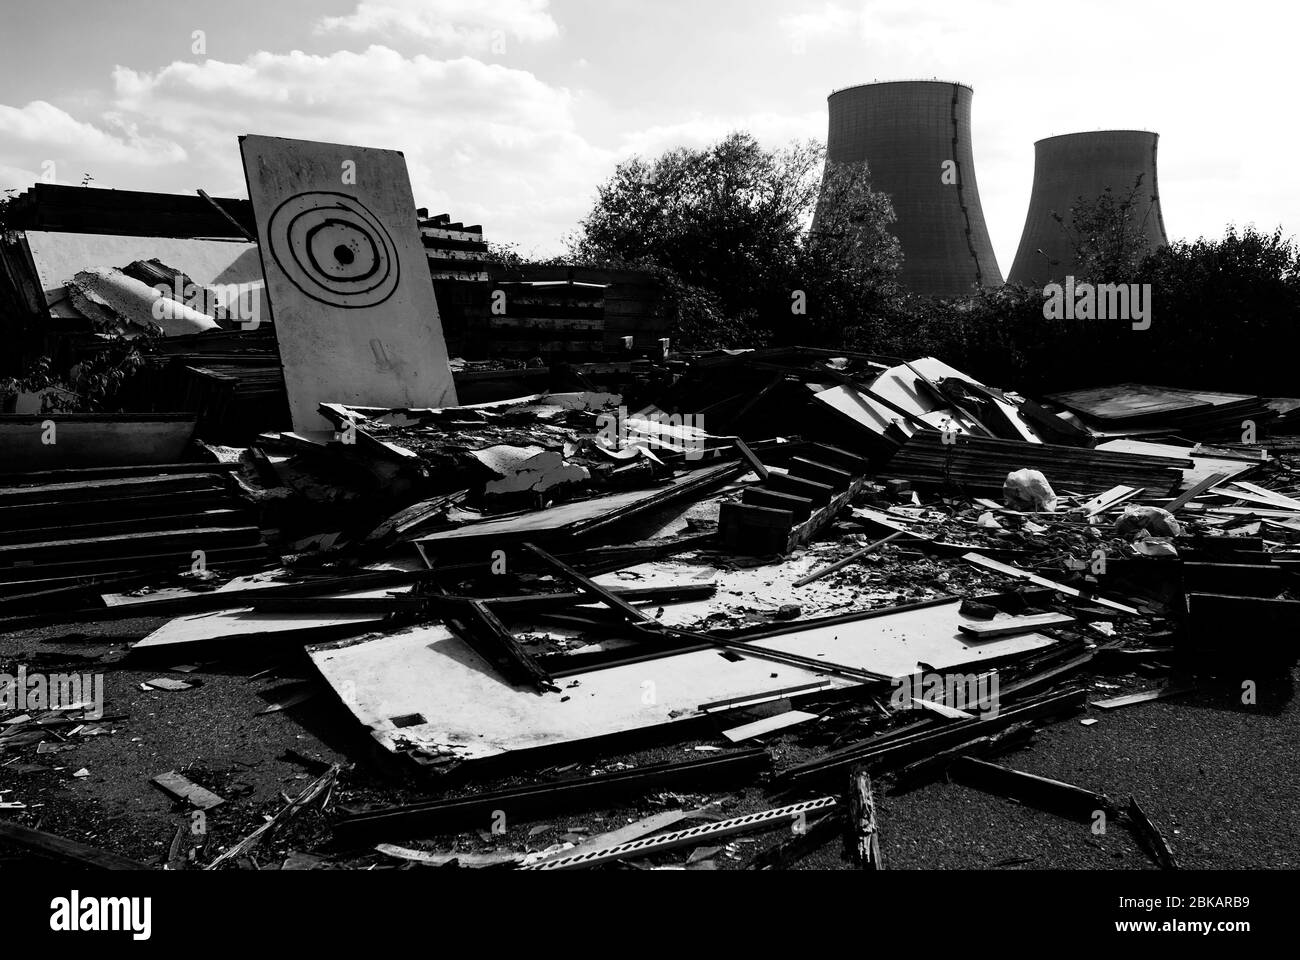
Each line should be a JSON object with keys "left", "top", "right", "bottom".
{"left": 317, "top": 0, "right": 559, "bottom": 51}
{"left": 107, "top": 45, "right": 609, "bottom": 254}
{"left": 0, "top": 100, "right": 185, "bottom": 166}
{"left": 616, "top": 111, "right": 822, "bottom": 161}
{"left": 779, "top": 2, "right": 859, "bottom": 47}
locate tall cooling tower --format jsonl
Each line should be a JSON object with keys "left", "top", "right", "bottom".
{"left": 1008, "top": 131, "right": 1167, "bottom": 287}
{"left": 819, "top": 80, "right": 1002, "bottom": 297}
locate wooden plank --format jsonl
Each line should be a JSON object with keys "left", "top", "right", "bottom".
{"left": 458, "top": 599, "right": 558, "bottom": 693}
{"left": 847, "top": 767, "right": 884, "bottom": 869}
{"left": 742, "top": 487, "right": 812, "bottom": 522}
{"left": 0, "top": 821, "right": 148, "bottom": 870}
{"left": 1092, "top": 684, "right": 1198, "bottom": 711}
{"left": 1127, "top": 796, "right": 1179, "bottom": 870}
{"left": 962, "top": 553, "right": 1140, "bottom": 615}
{"left": 152, "top": 770, "right": 226, "bottom": 809}
{"left": 521, "top": 542, "right": 657, "bottom": 628}
{"left": 1209, "top": 486, "right": 1300, "bottom": 511}
{"left": 721, "top": 710, "right": 819, "bottom": 743}
{"left": 793, "top": 532, "right": 904, "bottom": 587}
{"left": 951, "top": 757, "right": 1112, "bottom": 821}
{"left": 1225, "top": 480, "right": 1300, "bottom": 511}
{"left": 957, "top": 611, "right": 1076, "bottom": 638}
{"left": 1164, "top": 471, "right": 1230, "bottom": 513}
{"left": 731, "top": 438, "right": 770, "bottom": 481}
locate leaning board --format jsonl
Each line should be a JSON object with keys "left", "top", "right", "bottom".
{"left": 240, "top": 135, "right": 457, "bottom": 432}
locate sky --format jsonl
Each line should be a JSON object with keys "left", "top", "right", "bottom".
{"left": 1, "top": 0, "right": 1295, "bottom": 269}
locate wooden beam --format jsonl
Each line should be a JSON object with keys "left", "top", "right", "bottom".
{"left": 458, "top": 599, "right": 558, "bottom": 694}
{"left": 0, "top": 822, "right": 148, "bottom": 870}
{"left": 1126, "top": 796, "right": 1179, "bottom": 870}
{"left": 847, "top": 766, "right": 884, "bottom": 869}
{"left": 793, "top": 532, "right": 904, "bottom": 587}
{"left": 521, "top": 541, "right": 659, "bottom": 628}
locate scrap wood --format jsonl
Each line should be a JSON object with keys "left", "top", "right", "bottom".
{"left": 962, "top": 553, "right": 1141, "bottom": 616}
{"left": 950, "top": 757, "right": 1113, "bottom": 821}
{"left": 730, "top": 437, "right": 770, "bottom": 481}
{"left": 721, "top": 710, "right": 819, "bottom": 743}
{"left": 0, "top": 568, "right": 442, "bottom": 630}
{"left": 847, "top": 767, "right": 884, "bottom": 869}
{"left": 333, "top": 749, "right": 770, "bottom": 844}
{"left": 890, "top": 721, "right": 1036, "bottom": 791}
{"left": 152, "top": 770, "right": 225, "bottom": 810}
{"left": 1126, "top": 796, "right": 1179, "bottom": 870}
{"left": 1225, "top": 480, "right": 1300, "bottom": 510}
{"left": 1091, "top": 683, "right": 1198, "bottom": 711}
{"left": 1078, "top": 485, "right": 1143, "bottom": 519}
{"left": 957, "top": 611, "right": 1076, "bottom": 638}
{"left": 375, "top": 843, "right": 522, "bottom": 868}
{"left": 521, "top": 541, "right": 658, "bottom": 628}
{"left": 1208, "top": 485, "right": 1300, "bottom": 511}
{"left": 792, "top": 532, "right": 904, "bottom": 587}
{"left": 778, "top": 687, "right": 1087, "bottom": 787}
{"left": 0, "top": 821, "right": 148, "bottom": 870}
{"left": 1164, "top": 472, "right": 1230, "bottom": 513}
{"left": 523, "top": 796, "right": 838, "bottom": 870}
{"left": 456, "top": 599, "right": 558, "bottom": 694}
{"left": 526, "top": 540, "right": 892, "bottom": 685}
{"left": 206, "top": 763, "right": 340, "bottom": 870}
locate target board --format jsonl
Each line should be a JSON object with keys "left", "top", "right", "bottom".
{"left": 240, "top": 136, "right": 457, "bottom": 433}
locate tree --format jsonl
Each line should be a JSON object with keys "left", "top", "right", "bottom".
{"left": 570, "top": 132, "right": 899, "bottom": 347}
{"left": 798, "top": 160, "right": 902, "bottom": 344}
{"left": 1054, "top": 175, "right": 1159, "bottom": 281}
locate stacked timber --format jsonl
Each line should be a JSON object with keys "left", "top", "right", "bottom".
{"left": 0, "top": 463, "right": 275, "bottom": 598}
{"left": 884, "top": 432, "right": 1190, "bottom": 497}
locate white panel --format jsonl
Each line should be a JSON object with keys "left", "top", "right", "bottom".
{"left": 240, "top": 135, "right": 456, "bottom": 432}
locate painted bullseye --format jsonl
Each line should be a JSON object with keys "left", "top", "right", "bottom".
{"left": 266, "top": 192, "right": 400, "bottom": 308}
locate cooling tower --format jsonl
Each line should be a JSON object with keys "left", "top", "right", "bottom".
{"left": 1008, "top": 131, "right": 1167, "bottom": 287}
{"left": 818, "top": 80, "right": 1002, "bottom": 297}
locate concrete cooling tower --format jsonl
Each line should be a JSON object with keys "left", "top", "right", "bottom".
{"left": 818, "top": 80, "right": 1003, "bottom": 297}
{"left": 1008, "top": 130, "right": 1168, "bottom": 287}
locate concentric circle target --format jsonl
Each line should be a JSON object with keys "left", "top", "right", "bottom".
{"left": 266, "top": 191, "right": 400, "bottom": 308}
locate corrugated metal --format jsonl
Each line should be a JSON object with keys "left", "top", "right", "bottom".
{"left": 817, "top": 80, "right": 1003, "bottom": 297}
{"left": 1008, "top": 130, "right": 1168, "bottom": 287}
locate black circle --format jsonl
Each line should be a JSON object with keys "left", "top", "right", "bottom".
{"left": 334, "top": 245, "right": 355, "bottom": 265}
{"left": 265, "top": 191, "right": 401, "bottom": 309}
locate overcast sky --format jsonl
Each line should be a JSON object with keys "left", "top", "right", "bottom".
{"left": 1, "top": 0, "right": 1293, "bottom": 269}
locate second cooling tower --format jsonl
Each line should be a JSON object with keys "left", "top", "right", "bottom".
{"left": 1008, "top": 131, "right": 1167, "bottom": 287}
{"left": 819, "top": 80, "right": 1002, "bottom": 297}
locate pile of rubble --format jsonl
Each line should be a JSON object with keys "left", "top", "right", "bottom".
{"left": 3, "top": 345, "right": 1298, "bottom": 871}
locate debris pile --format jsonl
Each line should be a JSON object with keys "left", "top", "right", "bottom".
{"left": 4, "top": 341, "right": 1299, "bottom": 871}
{"left": 2, "top": 140, "right": 1298, "bottom": 873}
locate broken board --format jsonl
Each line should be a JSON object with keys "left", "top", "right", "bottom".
{"left": 240, "top": 135, "right": 457, "bottom": 432}
{"left": 306, "top": 597, "right": 1056, "bottom": 769}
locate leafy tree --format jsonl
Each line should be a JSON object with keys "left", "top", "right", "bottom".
{"left": 570, "top": 133, "right": 899, "bottom": 347}
{"left": 1054, "top": 175, "right": 1159, "bottom": 282}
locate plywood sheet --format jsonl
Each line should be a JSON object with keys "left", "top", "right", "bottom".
{"left": 240, "top": 135, "right": 456, "bottom": 432}
{"left": 131, "top": 584, "right": 398, "bottom": 653}
{"left": 306, "top": 598, "right": 1056, "bottom": 766}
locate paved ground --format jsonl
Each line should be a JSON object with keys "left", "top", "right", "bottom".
{"left": 2, "top": 608, "right": 1295, "bottom": 870}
